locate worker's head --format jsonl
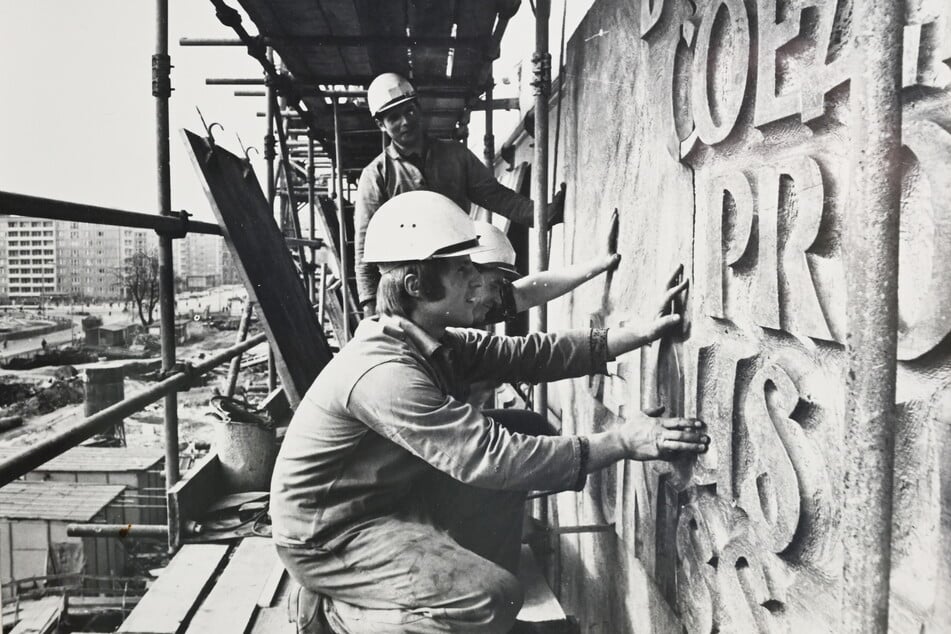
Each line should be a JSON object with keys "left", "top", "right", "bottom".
{"left": 364, "top": 191, "right": 485, "bottom": 326}
{"left": 367, "top": 73, "right": 423, "bottom": 149}
{"left": 470, "top": 220, "right": 519, "bottom": 324}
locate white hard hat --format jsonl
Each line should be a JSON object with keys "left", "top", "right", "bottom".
{"left": 367, "top": 73, "right": 417, "bottom": 118}
{"left": 364, "top": 191, "right": 488, "bottom": 263}
{"left": 471, "top": 221, "right": 519, "bottom": 278}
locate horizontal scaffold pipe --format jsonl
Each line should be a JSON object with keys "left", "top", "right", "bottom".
{"left": 67, "top": 523, "right": 169, "bottom": 539}
{"left": 0, "top": 191, "right": 222, "bottom": 236}
{"left": 0, "top": 332, "right": 267, "bottom": 487}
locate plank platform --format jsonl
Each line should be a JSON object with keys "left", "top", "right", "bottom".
{"left": 117, "top": 544, "right": 229, "bottom": 634}
{"left": 186, "top": 538, "right": 278, "bottom": 633}
{"left": 117, "top": 539, "right": 573, "bottom": 633}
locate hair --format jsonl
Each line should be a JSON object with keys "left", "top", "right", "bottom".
{"left": 375, "top": 259, "right": 450, "bottom": 317}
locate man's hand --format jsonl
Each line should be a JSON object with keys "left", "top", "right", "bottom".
{"left": 620, "top": 406, "right": 708, "bottom": 460}
{"left": 606, "top": 265, "right": 689, "bottom": 356}
{"left": 603, "top": 208, "right": 621, "bottom": 272}
{"left": 545, "top": 183, "right": 567, "bottom": 227}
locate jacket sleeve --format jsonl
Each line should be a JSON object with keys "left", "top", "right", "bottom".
{"left": 463, "top": 148, "right": 535, "bottom": 226}
{"left": 347, "top": 361, "right": 586, "bottom": 492}
{"left": 447, "top": 328, "right": 610, "bottom": 385}
{"left": 354, "top": 165, "right": 385, "bottom": 307}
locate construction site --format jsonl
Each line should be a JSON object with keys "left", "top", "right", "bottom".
{"left": 0, "top": 0, "right": 949, "bottom": 632}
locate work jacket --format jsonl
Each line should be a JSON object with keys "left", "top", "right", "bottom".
{"left": 353, "top": 138, "right": 534, "bottom": 308}
{"left": 270, "top": 315, "right": 609, "bottom": 548}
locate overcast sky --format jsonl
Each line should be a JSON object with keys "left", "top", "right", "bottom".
{"left": 0, "top": 1, "right": 592, "bottom": 223}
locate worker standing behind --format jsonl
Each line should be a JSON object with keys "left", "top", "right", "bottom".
{"left": 271, "top": 191, "right": 707, "bottom": 633}
{"left": 354, "top": 72, "right": 564, "bottom": 316}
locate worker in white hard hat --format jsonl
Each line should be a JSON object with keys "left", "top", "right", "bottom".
{"left": 470, "top": 209, "right": 622, "bottom": 326}
{"left": 354, "top": 72, "right": 566, "bottom": 317}
{"left": 271, "top": 191, "right": 707, "bottom": 633}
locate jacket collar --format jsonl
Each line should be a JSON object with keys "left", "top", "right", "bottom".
{"left": 385, "top": 137, "right": 429, "bottom": 161}
{"left": 377, "top": 314, "right": 443, "bottom": 358}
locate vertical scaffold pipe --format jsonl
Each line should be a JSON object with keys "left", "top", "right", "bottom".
{"left": 333, "top": 100, "right": 349, "bottom": 342}
{"left": 531, "top": 0, "right": 551, "bottom": 419}
{"left": 308, "top": 137, "right": 317, "bottom": 303}
{"left": 265, "top": 49, "right": 278, "bottom": 390}
{"left": 484, "top": 75, "right": 495, "bottom": 169}
{"left": 841, "top": 1, "right": 903, "bottom": 632}
{"left": 154, "top": 0, "right": 179, "bottom": 494}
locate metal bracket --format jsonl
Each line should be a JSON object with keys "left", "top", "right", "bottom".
{"left": 155, "top": 209, "right": 192, "bottom": 239}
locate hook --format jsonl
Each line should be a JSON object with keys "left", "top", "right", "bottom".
{"left": 196, "top": 106, "right": 224, "bottom": 145}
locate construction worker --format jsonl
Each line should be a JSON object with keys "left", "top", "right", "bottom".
{"left": 271, "top": 191, "right": 707, "bottom": 633}
{"left": 354, "top": 72, "right": 565, "bottom": 317}
{"left": 470, "top": 212, "right": 621, "bottom": 326}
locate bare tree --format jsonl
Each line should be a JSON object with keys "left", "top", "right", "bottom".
{"left": 121, "top": 251, "right": 160, "bottom": 327}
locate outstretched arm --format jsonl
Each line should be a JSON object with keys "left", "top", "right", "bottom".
{"left": 511, "top": 206, "right": 620, "bottom": 312}
{"left": 511, "top": 253, "right": 620, "bottom": 313}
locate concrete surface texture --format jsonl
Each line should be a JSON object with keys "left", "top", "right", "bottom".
{"left": 500, "top": 0, "right": 951, "bottom": 631}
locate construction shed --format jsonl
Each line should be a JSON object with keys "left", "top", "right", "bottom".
{"left": 0, "top": 446, "right": 166, "bottom": 526}
{"left": 0, "top": 481, "right": 128, "bottom": 601}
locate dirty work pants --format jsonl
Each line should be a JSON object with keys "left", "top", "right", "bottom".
{"left": 276, "top": 408, "right": 555, "bottom": 634}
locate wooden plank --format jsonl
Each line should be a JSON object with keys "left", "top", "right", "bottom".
{"left": 249, "top": 606, "right": 296, "bottom": 634}
{"left": 256, "top": 559, "right": 286, "bottom": 608}
{"left": 9, "top": 595, "right": 63, "bottom": 634}
{"left": 167, "top": 452, "right": 223, "bottom": 551}
{"left": 516, "top": 545, "right": 567, "bottom": 625}
{"left": 118, "top": 543, "right": 229, "bottom": 634}
{"left": 182, "top": 129, "right": 333, "bottom": 407}
{"left": 186, "top": 538, "right": 277, "bottom": 634}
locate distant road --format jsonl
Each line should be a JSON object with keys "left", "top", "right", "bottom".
{"left": 0, "top": 326, "right": 74, "bottom": 362}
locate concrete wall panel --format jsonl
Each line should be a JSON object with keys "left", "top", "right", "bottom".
{"left": 507, "top": 0, "right": 951, "bottom": 630}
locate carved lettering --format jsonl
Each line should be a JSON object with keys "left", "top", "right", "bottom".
{"left": 768, "top": 156, "right": 835, "bottom": 340}
{"left": 702, "top": 158, "right": 846, "bottom": 342}
{"left": 898, "top": 119, "right": 951, "bottom": 360}
{"left": 717, "top": 534, "right": 788, "bottom": 633}
{"left": 737, "top": 362, "right": 802, "bottom": 553}
{"left": 640, "top": 0, "right": 665, "bottom": 38}
{"left": 690, "top": 0, "right": 750, "bottom": 145}
{"left": 754, "top": 0, "right": 851, "bottom": 127}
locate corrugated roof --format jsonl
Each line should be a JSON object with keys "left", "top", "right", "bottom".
{"left": 0, "top": 481, "right": 125, "bottom": 521}
{"left": 232, "top": 0, "right": 518, "bottom": 173}
{"left": 0, "top": 447, "right": 163, "bottom": 473}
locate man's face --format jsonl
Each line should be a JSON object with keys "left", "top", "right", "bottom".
{"left": 471, "top": 267, "right": 504, "bottom": 325}
{"left": 376, "top": 100, "right": 422, "bottom": 149}
{"left": 426, "top": 256, "right": 483, "bottom": 328}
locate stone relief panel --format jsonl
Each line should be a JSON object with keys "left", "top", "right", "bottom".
{"left": 560, "top": 0, "right": 951, "bottom": 631}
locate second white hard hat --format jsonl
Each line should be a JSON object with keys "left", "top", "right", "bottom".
{"left": 363, "top": 191, "right": 488, "bottom": 263}
{"left": 367, "top": 73, "right": 417, "bottom": 118}
{"left": 471, "top": 221, "right": 520, "bottom": 278}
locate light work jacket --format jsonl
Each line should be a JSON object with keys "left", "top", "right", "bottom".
{"left": 353, "top": 138, "right": 534, "bottom": 307}
{"left": 270, "top": 315, "right": 609, "bottom": 548}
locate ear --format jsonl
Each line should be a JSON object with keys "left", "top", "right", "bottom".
{"left": 375, "top": 117, "right": 387, "bottom": 133}
{"left": 402, "top": 272, "right": 422, "bottom": 298}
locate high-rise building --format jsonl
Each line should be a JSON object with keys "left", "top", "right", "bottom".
{"left": 0, "top": 216, "right": 56, "bottom": 300}
{"left": 0, "top": 216, "right": 158, "bottom": 302}
{"left": 174, "top": 233, "right": 237, "bottom": 287}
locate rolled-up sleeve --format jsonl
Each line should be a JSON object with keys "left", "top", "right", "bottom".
{"left": 354, "top": 166, "right": 385, "bottom": 307}
{"left": 447, "top": 328, "right": 610, "bottom": 386}
{"left": 347, "top": 361, "right": 585, "bottom": 492}
{"left": 464, "top": 149, "right": 534, "bottom": 226}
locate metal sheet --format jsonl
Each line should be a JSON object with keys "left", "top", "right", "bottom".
{"left": 182, "top": 129, "right": 333, "bottom": 407}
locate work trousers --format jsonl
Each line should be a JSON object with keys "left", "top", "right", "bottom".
{"left": 276, "top": 408, "right": 556, "bottom": 634}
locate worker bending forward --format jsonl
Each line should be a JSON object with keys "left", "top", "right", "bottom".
{"left": 270, "top": 191, "right": 707, "bottom": 633}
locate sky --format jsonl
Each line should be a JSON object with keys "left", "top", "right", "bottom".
{"left": 0, "top": 0, "right": 593, "bottom": 224}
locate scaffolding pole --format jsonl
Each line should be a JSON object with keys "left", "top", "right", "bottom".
{"left": 841, "top": 0, "right": 903, "bottom": 631}
{"left": 265, "top": 48, "right": 278, "bottom": 391}
{"left": 531, "top": 0, "right": 551, "bottom": 420}
{"left": 154, "top": 0, "right": 179, "bottom": 495}
{"left": 333, "top": 101, "right": 349, "bottom": 342}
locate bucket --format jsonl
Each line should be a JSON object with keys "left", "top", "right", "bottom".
{"left": 211, "top": 397, "right": 277, "bottom": 493}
